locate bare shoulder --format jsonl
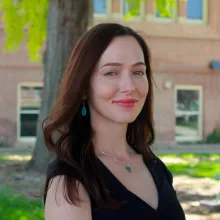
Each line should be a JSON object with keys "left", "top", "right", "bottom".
{"left": 45, "top": 175, "right": 92, "bottom": 220}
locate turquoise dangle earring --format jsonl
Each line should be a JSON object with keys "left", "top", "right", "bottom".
{"left": 81, "top": 100, "right": 87, "bottom": 116}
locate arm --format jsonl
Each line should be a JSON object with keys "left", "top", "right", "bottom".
{"left": 44, "top": 175, "right": 92, "bottom": 220}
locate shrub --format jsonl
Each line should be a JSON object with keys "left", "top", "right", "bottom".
{"left": 206, "top": 126, "right": 220, "bottom": 143}
{"left": 0, "top": 139, "right": 6, "bottom": 147}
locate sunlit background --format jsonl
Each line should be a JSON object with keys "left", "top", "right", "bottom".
{"left": 0, "top": 0, "right": 219, "bottom": 219}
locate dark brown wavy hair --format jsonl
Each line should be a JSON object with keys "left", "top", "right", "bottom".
{"left": 43, "top": 23, "right": 155, "bottom": 208}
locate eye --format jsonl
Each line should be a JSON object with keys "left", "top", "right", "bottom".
{"left": 104, "top": 72, "right": 116, "bottom": 76}
{"left": 133, "top": 71, "right": 144, "bottom": 75}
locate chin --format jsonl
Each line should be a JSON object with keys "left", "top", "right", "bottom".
{"left": 115, "top": 115, "right": 138, "bottom": 124}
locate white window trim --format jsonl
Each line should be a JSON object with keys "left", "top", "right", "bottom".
{"left": 120, "top": 0, "right": 145, "bottom": 21}
{"left": 174, "top": 85, "right": 203, "bottom": 142}
{"left": 178, "top": 0, "right": 208, "bottom": 25}
{"left": 34, "top": 88, "right": 42, "bottom": 100}
{"left": 17, "top": 82, "right": 43, "bottom": 142}
{"left": 93, "top": 0, "right": 208, "bottom": 25}
{"left": 94, "top": 0, "right": 112, "bottom": 18}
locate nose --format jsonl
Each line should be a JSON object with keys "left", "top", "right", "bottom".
{"left": 119, "top": 73, "right": 135, "bottom": 94}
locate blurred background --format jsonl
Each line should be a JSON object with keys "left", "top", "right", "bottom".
{"left": 0, "top": 0, "right": 219, "bottom": 219}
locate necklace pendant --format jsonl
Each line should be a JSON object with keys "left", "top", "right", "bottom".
{"left": 125, "top": 164, "right": 132, "bottom": 173}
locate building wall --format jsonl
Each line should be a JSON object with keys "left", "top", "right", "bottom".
{"left": 0, "top": 29, "right": 43, "bottom": 146}
{"left": 150, "top": 37, "right": 220, "bottom": 143}
{"left": 0, "top": 0, "right": 220, "bottom": 146}
{"left": 93, "top": 0, "right": 220, "bottom": 143}
{"left": 153, "top": 70, "right": 220, "bottom": 143}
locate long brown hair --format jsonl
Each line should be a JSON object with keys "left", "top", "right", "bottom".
{"left": 43, "top": 23, "right": 155, "bottom": 208}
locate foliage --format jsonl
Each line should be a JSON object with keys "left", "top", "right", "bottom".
{"left": 125, "top": 0, "right": 177, "bottom": 19}
{"left": 154, "top": 0, "right": 176, "bottom": 17}
{"left": 0, "top": 0, "right": 48, "bottom": 62}
{"left": 206, "top": 126, "right": 220, "bottom": 143}
{"left": 0, "top": 138, "right": 10, "bottom": 148}
{"left": 124, "top": 0, "right": 142, "bottom": 19}
{"left": 0, "top": 187, "right": 44, "bottom": 220}
{"left": 0, "top": 0, "right": 176, "bottom": 61}
{"left": 0, "top": 154, "right": 8, "bottom": 161}
{"left": 214, "top": 173, "right": 220, "bottom": 181}
{"left": 0, "top": 140, "right": 5, "bottom": 147}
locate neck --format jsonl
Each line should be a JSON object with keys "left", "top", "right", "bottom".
{"left": 91, "top": 120, "right": 134, "bottom": 160}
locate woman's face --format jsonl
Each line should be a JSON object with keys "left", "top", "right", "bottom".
{"left": 88, "top": 36, "right": 149, "bottom": 124}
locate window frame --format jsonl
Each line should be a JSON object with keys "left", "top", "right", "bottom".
{"left": 174, "top": 85, "right": 203, "bottom": 142}
{"left": 93, "top": 0, "right": 209, "bottom": 27}
{"left": 17, "top": 82, "right": 43, "bottom": 142}
{"left": 179, "top": 0, "right": 208, "bottom": 25}
{"left": 149, "top": 0, "right": 178, "bottom": 24}
{"left": 94, "top": 0, "right": 111, "bottom": 18}
{"left": 120, "top": 0, "right": 145, "bottom": 21}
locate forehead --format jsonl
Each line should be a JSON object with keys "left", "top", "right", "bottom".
{"left": 97, "top": 36, "right": 145, "bottom": 67}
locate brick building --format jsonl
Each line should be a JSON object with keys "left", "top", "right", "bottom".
{"left": 0, "top": 0, "right": 220, "bottom": 147}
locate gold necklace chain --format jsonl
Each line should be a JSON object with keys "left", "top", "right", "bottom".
{"left": 99, "top": 151, "right": 132, "bottom": 173}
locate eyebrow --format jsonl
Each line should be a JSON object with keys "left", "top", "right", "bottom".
{"left": 101, "top": 62, "right": 146, "bottom": 68}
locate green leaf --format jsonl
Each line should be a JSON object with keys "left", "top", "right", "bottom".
{"left": 0, "top": 0, "right": 49, "bottom": 62}
{"left": 155, "top": 0, "right": 176, "bottom": 18}
{"left": 124, "top": 0, "right": 176, "bottom": 20}
{"left": 1, "top": 0, "right": 177, "bottom": 60}
{"left": 125, "top": 11, "right": 132, "bottom": 20}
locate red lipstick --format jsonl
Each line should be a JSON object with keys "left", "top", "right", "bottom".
{"left": 113, "top": 99, "right": 137, "bottom": 108}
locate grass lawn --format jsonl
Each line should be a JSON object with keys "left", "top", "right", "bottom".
{"left": 0, "top": 153, "right": 31, "bottom": 164}
{"left": 0, "top": 152, "right": 219, "bottom": 219}
{"left": 159, "top": 153, "right": 220, "bottom": 180}
{"left": 0, "top": 187, "right": 44, "bottom": 220}
{"left": 0, "top": 154, "right": 9, "bottom": 161}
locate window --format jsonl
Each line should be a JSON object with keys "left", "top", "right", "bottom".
{"left": 22, "top": 87, "right": 31, "bottom": 97}
{"left": 175, "top": 86, "right": 203, "bottom": 142}
{"left": 155, "top": 6, "right": 174, "bottom": 18}
{"left": 187, "top": 0, "right": 203, "bottom": 20}
{"left": 94, "top": 0, "right": 107, "bottom": 14}
{"left": 34, "top": 87, "right": 43, "bottom": 100}
{"left": 18, "top": 84, "right": 43, "bottom": 141}
{"left": 154, "top": 0, "right": 176, "bottom": 20}
{"left": 20, "top": 113, "right": 38, "bottom": 137}
{"left": 123, "top": 0, "right": 142, "bottom": 18}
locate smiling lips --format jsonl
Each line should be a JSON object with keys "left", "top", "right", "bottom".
{"left": 113, "top": 99, "right": 137, "bottom": 108}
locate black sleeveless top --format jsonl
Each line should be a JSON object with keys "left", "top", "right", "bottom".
{"left": 46, "top": 156, "right": 186, "bottom": 220}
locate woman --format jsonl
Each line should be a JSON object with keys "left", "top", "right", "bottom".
{"left": 44, "top": 23, "right": 186, "bottom": 220}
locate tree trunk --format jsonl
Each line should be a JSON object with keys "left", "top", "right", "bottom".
{"left": 26, "top": 0, "right": 91, "bottom": 172}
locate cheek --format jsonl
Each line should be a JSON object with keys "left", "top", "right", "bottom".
{"left": 135, "top": 79, "right": 149, "bottom": 98}
{"left": 90, "top": 77, "right": 118, "bottom": 102}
